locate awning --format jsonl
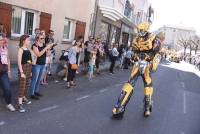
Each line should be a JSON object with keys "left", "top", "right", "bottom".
{"left": 99, "top": 5, "right": 123, "bottom": 21}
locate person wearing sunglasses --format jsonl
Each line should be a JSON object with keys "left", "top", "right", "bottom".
{"left": 30, "top": 34, "right": 53, "bottom": 100}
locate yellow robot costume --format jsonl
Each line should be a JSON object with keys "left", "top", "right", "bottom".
{"left": 112, "top": 22, "right": 165, "bottom": 118}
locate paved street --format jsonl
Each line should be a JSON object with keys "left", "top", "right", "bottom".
{"left": 0, "top": 63, "right": 200, "bottom": 134}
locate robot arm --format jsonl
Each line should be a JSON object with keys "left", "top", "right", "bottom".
{"left": 153, "top": 32, "right": 165, "bottom": 53}
{"left": 151, "top": 32, "right": 165, "bottom": 72}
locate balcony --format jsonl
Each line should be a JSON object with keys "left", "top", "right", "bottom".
{"left": 98, "top": 0, "right": 124, "bottom": 21}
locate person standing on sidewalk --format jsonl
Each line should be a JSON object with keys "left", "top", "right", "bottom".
{"left": 0, "top": 34, "right": 16, "bottom": 112}
{"left": 95, "top": 39, "right": 104, "bottom": 75}
{"left": 109, "top": 43, "right": 119, "bottom": 74}
{"left": 83, "top": 37, "right": 94, "bottom": 72}
{"left": 88, "top": 46, "right": 97, "bottom": 80}
{"left": 118, "top": 44, "right": 126, "bottom": 69}
{"left": 30, "top": 34, "right": 53, "bottom": 100}
{"left": 123, "top": 47, "right": 133, "bottom": 69}
{"left": 41, "top": 49, "right": 51, "bottom": 85}
{"left": 76, "top": 36, "right": 84, "bottom": 73}
{"left": 17, "top": 35, "right": 32, "bottom": 113}
{"left": 30, "top": 28, "right": 40, "bottom": 45}
{"left": 67, "top": 42, "right": 78, "bottom": 88}
{"left": 45, "top": 30, "right": 56, "bottom": 76}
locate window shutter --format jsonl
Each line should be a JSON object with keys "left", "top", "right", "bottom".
{"left": 0, "top": 2, "right": 12, "bottom": 37}
{"left": 75, "top": 21, "right": 86, "bottom": 40}
{"left": 39, "top": 12, "right": 52, "bottom": 33}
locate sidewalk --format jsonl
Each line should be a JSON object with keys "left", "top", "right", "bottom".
{"left": 10, "top": 61, "right": 112, "bottom": 82}
{"left": 161, "top": 60, "right": 200, "bottom": 78}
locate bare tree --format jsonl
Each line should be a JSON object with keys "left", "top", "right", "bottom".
{"left": 190, "top": 35, "right": 200, "bottom": 55}
{"left": 177, "top": 36, "right": 190, "bottom": 56}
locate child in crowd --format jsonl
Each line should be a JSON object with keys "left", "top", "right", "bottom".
{"left": 41, "top": 49, "right": 51, "bottom": 85}
{"left": 88, "top": 47, "right": 97, "bottom": 80}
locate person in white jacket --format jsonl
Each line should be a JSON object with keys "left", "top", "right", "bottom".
{"left": 109, "top": 43, "right": 119, "bottom": 74}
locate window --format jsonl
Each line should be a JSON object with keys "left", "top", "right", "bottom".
{"left": 98, "top": 22, "right": 109, "bottom": 43}
{"left": 24, "top": 11, "right": 34, "bottom": 35}
{"left": 110, "top": 26, "right": 117, "bottom": 44}
{"left": 11, "top": 7, "right": 22, "bottom": 34}
{"left": 63, "top": 18, "right": 73, "bottom": 41}
{"left": 11, "top": 7, "right": 36, "bottom": 37}
{"left": 124, "top": 0, "right": 132, "bottom": 19}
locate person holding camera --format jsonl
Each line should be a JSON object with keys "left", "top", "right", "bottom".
{"left": 30, "top": 34, "right": 53, "bottom": 100}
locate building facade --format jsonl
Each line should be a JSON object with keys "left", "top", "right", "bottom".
{"left": 0, "top": 0, "right": 152, "bottom": 63}
{"left": 93, "top": 0, "right": 153, "bottom": 48}
{"left": 133, "top": 0, "right": 153, "bottom": 25}
{"left": 157, "top": 25, "right": 196, "bottom": 51}
{"left": 0, "top": 0, "right": 95, "bottom": 63}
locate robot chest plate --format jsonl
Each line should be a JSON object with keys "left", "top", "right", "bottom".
{"left": 136, "top": 41, "right": 153, "bottom": 51}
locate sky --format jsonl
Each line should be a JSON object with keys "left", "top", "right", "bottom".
{"left": 149, "top": 0, "right": 200, "bottom": 34}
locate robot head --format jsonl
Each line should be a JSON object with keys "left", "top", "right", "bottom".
{"left": 137, "top": 22, "right": 150, "bottom": 37}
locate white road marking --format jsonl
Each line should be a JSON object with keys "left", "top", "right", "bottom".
{"left": 181, "top": 131, "right": 185, "bottom": 134}
{"left": 99, "top": 88, "right": 108, "bottom": 93}
{"left": 76, "top": 95, "right": 90, "bottom": 101}
{"left": 38, "top": 105, "right": 59, "bottom": 113}
{"left": 0, "top": 121, "right": 5, "bottom": 126}
{"left": 183, "top": 91, "right": 186, "bottom": 114}
{"left": 181, "top": 82, "right": 185, "bottom": 89}
{"left": 115, "top": 83, "right": 123, "bottom": 87}
{"left": 123, "top": 80, "right": 127, "bottom": 83}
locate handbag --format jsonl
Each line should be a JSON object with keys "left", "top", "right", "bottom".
{"left": 71, "top": 64, "right": 78, "bottom": 70}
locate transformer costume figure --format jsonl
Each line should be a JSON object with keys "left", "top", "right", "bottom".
{"left": 112, "top": 22, "right": 165, "bottom": 118}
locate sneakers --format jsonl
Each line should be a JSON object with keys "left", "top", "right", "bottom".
{"left": 67, "top": 82, "right": 70, "bottom": 88}
{"left": 30, "top": 95, "right": 40, "bottom": 100}
{"left": 55, "top": 80, "right": 59, "bottom": 83}
{"left": 23, "top": 98, "right": 32, "bottom": 105}
{"left": 63, "top": 77, "right": 67, "bottom": 81}
{"left": 35, "top": 92, "right": 43, "bottom": 97}
{"left": 6, "top": 104, "right": 16, "bottom": 112}
{"left": 18, "top": 104, "right": 26, "bottom": 113}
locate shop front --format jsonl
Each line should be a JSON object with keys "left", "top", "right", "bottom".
{"left": 94, "top": 5, "right": 122, "bottom": 48}
{"left": 120, "top": 23, "right": 135, "bottom": 47}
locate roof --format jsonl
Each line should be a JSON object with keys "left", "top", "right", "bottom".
{"left": 161, "top": 25, "right": 196, "bottom": 32}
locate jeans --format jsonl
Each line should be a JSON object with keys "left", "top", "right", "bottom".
{"left": 0, "top": 72, "right": 12, "bottom": 104}
{"left": 109, "top": 56, "right": 117, "bottom": 73}
{"left": 123, "top": 57, "right": 130, "bottom": 69}
{"left": 30, "top": 65, "right": 45, "bottom": 95}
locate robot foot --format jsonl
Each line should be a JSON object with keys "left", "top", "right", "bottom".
{"left": 144, "top": 108, "right": 151, "bottom": 117}
{"left": 112, "top": 111, "right": 124, "bottom": 119}
{"left": 112, "top": 107, "right": 125, "bottom": 119}
{"left": 143, "top": 96, "right": 153, "bottom": 117}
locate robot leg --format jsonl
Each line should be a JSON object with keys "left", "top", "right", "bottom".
{"left": 143, "top": 66, "right": 153, "bottom": 117}
{"left": 152, "top": 53, "right": 161, "bottom": 72}
{"left": 112, "top": 66, "right": 139, "bottom": 119}
{"left": 112, "top": 83, "right": 134, "bottom": 118}
{"left": 143, "top": 87, "right": 153, "bottom": 117}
